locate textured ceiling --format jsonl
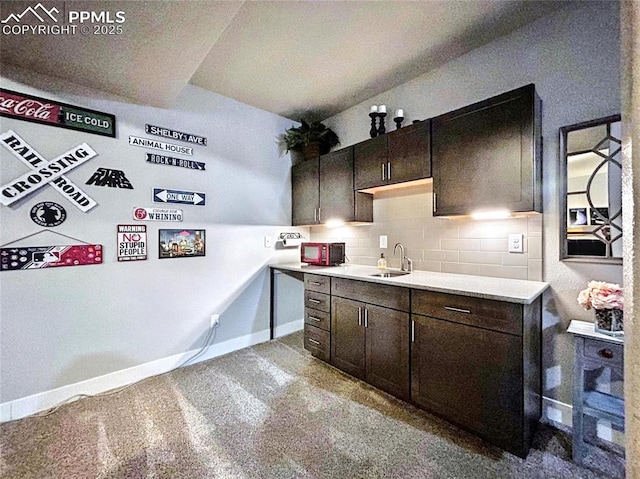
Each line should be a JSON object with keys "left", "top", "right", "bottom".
{"left": 0, "top": 0, "right": 569, "bottom": 121}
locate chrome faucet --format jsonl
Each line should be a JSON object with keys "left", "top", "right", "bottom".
{"left": 394, "top": 243, "right": 413, "bottom": 272}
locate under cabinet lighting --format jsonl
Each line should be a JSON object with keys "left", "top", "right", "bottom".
{"left": 325, "top": 219, "right": 346, "bottom": 228}
{"left": 471, "top": 210, "right": 512, "bottom": 220}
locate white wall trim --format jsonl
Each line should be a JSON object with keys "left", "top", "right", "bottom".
{"left": 275, "top": 319, "right": 303, "bottom": 338}
{"left": 543, "top": 396, "right": 573, "bottom": 430}
{"left": 0, "top": 328, "right": 271, "bottom": 423}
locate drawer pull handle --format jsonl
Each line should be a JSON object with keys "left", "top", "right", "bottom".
{"left": 308, "top": 299, "right": 321, "bottom": 304}
{"left": 308, "top": 316, "right": 321, "bottom": 322}
{"left": 445, "top": 306, "right": 471, "bottom": 314}
{"left": 308, "top": 338, "right": 321, "bottom": 346}
{"left": 599, "top": 348, "right": 614, "bottom": 359}
{"left": 309, "top": 281, "right": 322, "bottom": 286}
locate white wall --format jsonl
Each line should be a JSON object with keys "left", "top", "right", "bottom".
{"left": 319, "top": 1, "right": 622, "bottom": 412}
{"left": 0, "top": 65, "right": 306, "bottom": 408}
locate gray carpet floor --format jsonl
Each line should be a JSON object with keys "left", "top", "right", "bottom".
{"left": 0, "top": 332, "right": 625, "bottom": 479}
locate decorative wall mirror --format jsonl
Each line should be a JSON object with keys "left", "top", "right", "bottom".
{"left": 560, "top": 114, "right": 622, "bottom": 263}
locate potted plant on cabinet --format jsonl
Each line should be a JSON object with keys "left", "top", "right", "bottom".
{"left": 279, "top": 120, "right": 340, "bottom": 164}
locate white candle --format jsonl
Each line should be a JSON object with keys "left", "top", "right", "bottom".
{"left": 370, "top": 105, "right": 378, "bottom": 113}
{"left": 395, "top": 109, "right": 404, "bottom": 118}
{"left": 378, "top": 105, "right": 387, "bottom": 114}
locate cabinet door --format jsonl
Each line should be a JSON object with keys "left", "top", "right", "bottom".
{"left": 319, "top": 148, "right": 354, "bottom": 223}
{"left": 411, "top": 315, "right": 524, "bottom": 456}
{"left": 291, "top": 158, "right": 319, "bottom": 225}
{"left": 432, "top": 84, "right": 540, "bottom": 216}
{"left": 354, "top": 135, "right": 388, "bottom": 190}
{"left": 386, "top": 120, "right": 431, "bottom": 184}
{"left": 365, "top": 304, "right": 410, "bottom": 400}
{"left": 331, "top": 297, "right": 365, "bottom": 379}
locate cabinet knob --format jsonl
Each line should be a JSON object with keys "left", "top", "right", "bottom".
{"left": 599, "top": 348, "right": 614, "bottom": 359}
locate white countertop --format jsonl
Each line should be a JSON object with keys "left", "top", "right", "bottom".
{"left": 567, "top": 320, "right": 624, "bottom": 344}
{"left": 270, "top": 262, "right": 548, "bottom": 304}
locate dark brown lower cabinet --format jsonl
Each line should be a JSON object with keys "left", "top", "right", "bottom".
{"left": 331, "top": 296, "right": 410, "bottom": 400}
{"left": 301, "top": 274, "right": 541, "bottom": 458}
{"left": 412, "top": 315, "right": 523, "bottom": 455}
{"left": 410, "top": 290, "right": 541, "bottom": 458}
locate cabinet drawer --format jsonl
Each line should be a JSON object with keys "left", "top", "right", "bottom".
{"left": 412, "top": 290, "right": 522, "bottom": 336}
{"left": 305, "top": 290, "right": 330, "bottom": 313}
{"left": 304, "top": 307, "right": 330, "bottom": 331}
{"left": 583, "top": 339, "right": 623, "bottom": 367}
{"left": 304, "top": 324, "right": 330, "bottom": 361}
{"left": 331, "top": 277, "right": 410, "bottom": 312}
{"left": 304, "top": 274, "right": 330, "bottom": 294}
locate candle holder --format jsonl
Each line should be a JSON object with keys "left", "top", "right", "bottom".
{"left": 369, "top": 112, "right": 378, "bottom": 138}
{"left": 377, "top": 112, "right": 387, "bottom": 135}
{"left": 393, "top": 116, "right": 404, "bottom": 130}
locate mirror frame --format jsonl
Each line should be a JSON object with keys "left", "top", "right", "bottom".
{"left": 559, "top": 114, "right": 622, "bottom": 264}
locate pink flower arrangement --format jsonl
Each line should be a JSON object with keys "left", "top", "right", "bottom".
{"left": 577, "top": 281, "right": 624, "bottom": 311}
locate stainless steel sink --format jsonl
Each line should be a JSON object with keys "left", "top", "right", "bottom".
{"left": 370, "top": 271, "right": 411, "bottom": 278}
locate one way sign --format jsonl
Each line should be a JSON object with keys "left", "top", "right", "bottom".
{"left": 153, "top": 188, "right": 206, "bottom": 206}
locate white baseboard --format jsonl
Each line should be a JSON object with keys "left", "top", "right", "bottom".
{"left": 543, "top": 396, "right": 573, "bottom": 429}
{"left": 275, "top": 319, "right": 303, "bottom": 338}
{"left": 0, "top": 328, "right": 272, "bottom": 423}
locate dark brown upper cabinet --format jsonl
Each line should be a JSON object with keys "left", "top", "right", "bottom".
{"left": 291, "top": 147, "right": 373, "bottom": 226}
{"left": 431, "top": 84, "right": 542, "bottom": 216}
{"left": 354, "top": 120, "right": 431, "bottom": 190}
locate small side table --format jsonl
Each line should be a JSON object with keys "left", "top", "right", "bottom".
{"left": 568, "top": 320, "right": 624, "bottom": 466}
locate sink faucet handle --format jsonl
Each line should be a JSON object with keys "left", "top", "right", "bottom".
{"left": 406, "top": 257, "right": 413, "bottom": 272}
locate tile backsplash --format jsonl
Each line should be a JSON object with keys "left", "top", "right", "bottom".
{"left": 310, "top": 183, "right": 543, "bottom": 281}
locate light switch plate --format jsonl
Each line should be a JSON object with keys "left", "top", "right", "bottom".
{"left": 508, "top": 234, "right": 523, "bottom": 253}
{"left": 264, "top": 236, "right": 272, "bottom": 248}
{"left": 379, "top": 235, "right": 387, "bottom": 248}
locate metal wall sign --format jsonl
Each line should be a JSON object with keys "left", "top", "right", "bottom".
{"left": 0, "top": 244, "right": 103, "bottom": 271}
{"left": 145, "top": 124, "right": 207, "bottom": 146}
{"left": 85, "top": 168, "right": 134, "bottom": 189}
{"left": 146, "top": 153, "right": 205, "bottom": 171}
{"left": 117, "top": 225, "right": 147, "bottom": 262}
{"left": 0, "top": 134, "right": 98, "bottom": 207}
{"left": 0, "top": 88, "right": 116, "bottom": 138}
{"left": 153, "top": 188, "right": 205, "bottom": 206}
{"left": 30, "top": 202, "right": 67, "bottom": 227}
{"left": 159, "top": 229, "right": 205, "bottom": 259}
{"left": 0, "top": 130, "right": 98, "bottom": 211}
{"left": 128, "top": 136, "right": 193, "bottom": 156}
{"left": 133, "top": 207, "right": 183, "bottom": 221}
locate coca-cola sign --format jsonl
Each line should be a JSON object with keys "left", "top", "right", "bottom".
{"left": 0, "top": 88, "right": 116, "bottom": 138}
{"left": 0, "top": 90, "right": 59, "bottom": 123}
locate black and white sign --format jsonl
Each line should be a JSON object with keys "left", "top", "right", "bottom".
{"left": 145, "top": 124, "right": 207, "bottom": 146}
{"left": 117, "top": 225, "right": 147, "bottom": 262}
{"left": 129, "top": 136, "right": 193, "bottom": 156}
{"left": 133, "top": 207, "right": 183, "bottom": 222}
{"left": 86, "top": 168, "right": 134, "bottom": 189}
{"left": 0, "top": 130, "right": 98, "bottom": 211}
{"left": 153, "top": 188, "right": 205, "bottom": 206}
{"left": 146, "top": 153, "right": 205, "bottom": 171}
{"left": 30, "top": 202, "right": 67, "bottom": 227}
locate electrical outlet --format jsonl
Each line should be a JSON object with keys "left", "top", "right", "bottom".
{"left": 264, "top": 236, "right": 272, "bottom": 248}
{"left": 379, "top": 235, "right": 388, "bottom": 248}
{"left": 508, "top": 234, "right": 524, "bottom": 253}
{"left": 210, "top": 314, "right": 220, "bottom": 328}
